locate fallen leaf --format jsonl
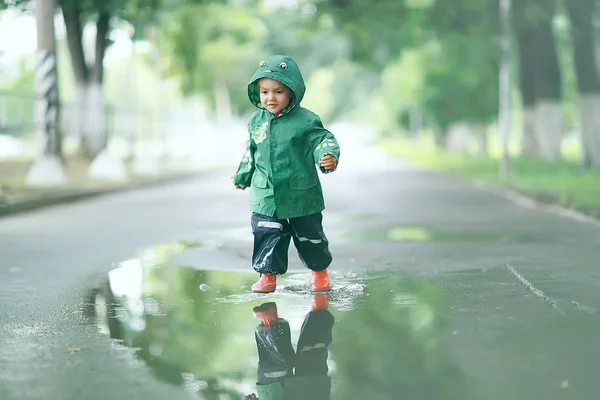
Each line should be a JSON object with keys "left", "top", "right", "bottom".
{"left": 560, "top": 380, "right": 569, "bottom": 389}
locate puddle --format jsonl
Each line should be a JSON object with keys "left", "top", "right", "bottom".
{"left": 343, "top": 226, "right": 545, "bottom": 243}
{"left": 84, "top": 239, "right": 600, "bottom": 399}
{"left": 85, "top": 241, "right": 471, "bottom": 399}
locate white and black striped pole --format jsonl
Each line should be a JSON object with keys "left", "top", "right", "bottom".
{"left": 35, "top": 50, "right": 58, "bottom": 156}
{"left": 25, "top": 0, "right": 67, "bottom": 186}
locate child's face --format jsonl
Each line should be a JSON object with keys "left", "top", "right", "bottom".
{"left": 258, "top": 78, "right": 291, "bottom": 115}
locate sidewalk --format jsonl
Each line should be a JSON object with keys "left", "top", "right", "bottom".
{"left": 0, "top": 171, "right": 199, "bottom": 217}
{"left": 0, "top": 120, "right": 248, "bottom": 218}
{"left": 0, "top": 153, "right": 207, "bottom": 218}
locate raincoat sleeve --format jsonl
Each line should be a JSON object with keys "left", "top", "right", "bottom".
{"left": 308, "top": 115, "right": 340, "bottom": 174}
{"left": 232, "top": 137, "right": 256, "bottom": 188}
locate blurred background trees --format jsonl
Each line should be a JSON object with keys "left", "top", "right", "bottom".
{"left": 2, "top": 0, "right": 600, "bottom": 194}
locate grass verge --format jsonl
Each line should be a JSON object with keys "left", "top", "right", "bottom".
{"left": 381, "top": 137, "right": 600, "bottom": 219}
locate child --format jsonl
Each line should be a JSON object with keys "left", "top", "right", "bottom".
{"left": 232, "top": 55, "right": 340, "bottom": 293}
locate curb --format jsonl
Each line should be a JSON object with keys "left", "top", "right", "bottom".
{"left": 0, "top": 172, "right": 200, "bottom": 219}
{"left": 379, "top": 145, "right": 600, "bottom": 228}
{"left": 470, "top": 179, "right": 600, "bottom": 228}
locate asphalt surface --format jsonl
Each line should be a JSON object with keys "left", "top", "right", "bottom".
{"left": 1, "top": 125, "right": 599, "bottom": 399}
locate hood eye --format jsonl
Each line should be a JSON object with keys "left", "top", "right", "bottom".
{"left": 279, "top": 62, "right": 288, "bottom": 69}
{"left": 259, "top": 60, "right": 266, "bottom": 67}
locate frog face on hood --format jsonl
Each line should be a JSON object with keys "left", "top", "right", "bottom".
{"left": 248, "top": 55, "right": 306, "bottom": 115}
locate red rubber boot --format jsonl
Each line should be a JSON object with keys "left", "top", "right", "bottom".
{"left": 311, "top": 270, "right": 331, "bottom": 292}
{"left": 311, "top": 293, "right": 329, "bottom": 311}
{"left": 252, "top": 302, "right": 278, "bottom": 327}
{"left": 252, "top": 273, "right": 277, "bottom": 293}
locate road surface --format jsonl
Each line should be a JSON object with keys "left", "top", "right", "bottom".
{"left": 1, "top": 124, "right": 599, "bottom": 399}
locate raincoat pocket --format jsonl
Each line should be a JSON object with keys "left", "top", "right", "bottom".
{"left": 290, "top": 175, "right": 317, "bottom": 190}
{"left": 252, "top": 174, "right": 268, "bottom": 189}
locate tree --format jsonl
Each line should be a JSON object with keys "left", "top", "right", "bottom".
{"left": 1, "top": 0, "right": 66, "bottom": 165}
{"left": 316, "top": 0, "right": 427, "bottom": 70}
{"left": 1, "top": 0, "right": 165, "bottom": 159}
{"left": 421, "top": 0, "right": 500, "bottom": 152}
{"left": 59, "top": 0, "right": 163, "bottom": 159}
{"left": 515, "top": 4, "right": 538, "bottom": 156}
{"left": 156, "top": 1, "right": 267, "bottom": 119}
{"left": 0, "top": 59, "right": 35, "bottom": 138}
{"left": 24, "top": 0, "right": 69, "bottom": 187}
{"left": 565, "top": 0, "right": 600, "bottom": 167}
{"left": 498, "top": 0, "right": 512, "bottom": 178}
{"left": 514, "top": 0, "right": 563, "bottom": 160}
{"left": 0, "top": 0, "right": 28, "bottom": 9}
{"left": 311, "top": 0, "right": 502, "bottom": 151}
{"left": 259, "top": 2, "right": 352, "bottom": 121}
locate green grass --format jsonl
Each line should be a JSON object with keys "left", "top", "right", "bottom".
{"left": 381, "top": 136, "right": 600, "bottom": 218}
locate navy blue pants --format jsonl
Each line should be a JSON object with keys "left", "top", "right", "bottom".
{"left": 251, "top": 212, "right": 332, "bottom": 275}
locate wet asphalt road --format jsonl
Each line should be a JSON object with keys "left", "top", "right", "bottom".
{"left": 1, "top": 127, "right": 600, "bottom": 399}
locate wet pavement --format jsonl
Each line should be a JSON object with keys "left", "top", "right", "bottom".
{"left": 1, "top": 126, "right": 600, "bottom": 399}
{"left": 83, "top": 243, "right": 600, "bottom": 400}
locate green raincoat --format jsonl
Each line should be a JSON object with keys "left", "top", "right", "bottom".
{"left": 232, "top": 55, "right": 341, "bottom": 219}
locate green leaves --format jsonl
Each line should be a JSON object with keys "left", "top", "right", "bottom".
{"left": 309, "top": 0, "right": 502, "bottom": 129}
{"left": 155, "top": 2, "right": 267, "bottom": 112}
{"left": 317, "top": 0, "right": 418, "bottom": 68}
{"left": 0, "top": 0, "right": 31, "bottom": 10}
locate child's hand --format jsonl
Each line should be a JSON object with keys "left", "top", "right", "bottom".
{"left": 319, "top": 154, "right": 337, "bottom": 171}
{"left": 234, "top": 184, "right": 246, "bottom": 190}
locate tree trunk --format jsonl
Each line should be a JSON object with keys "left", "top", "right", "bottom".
{"left": 521, "top": 106, "right": 537, "bottom": 156}
{"left": 515, "top": 8, "right": 539, "bottom": 156}
{"left": 86, "top": 10, "right": 109, "bottom": 153}
{"left": 408, "top": 105, "right": 422, "bottom": 140}
{"left": 515, "top": 0, "right": 563, "bottom": 160}
{"left": 61, "top": 1, "right": 87, "bottom": 83}
{"left": 565, "top": 0, "right": 600, "bottom": 167}
{"left": 93, "top": 11, "right": 109, "bottom": 84}
{"left": 62, "top": 1, "right": 90, "bottom": 156}
{"left": 445, "top": 122, "right": 471, "bottom": 153}
{"left": 433, "top": 128, "right": 445, "bottom": 149}
{"left": 84, "top": 82, "right": 106, "bottom": 156}
{"left": 532, "top": 0, "right": 563, "bottom": 160}
{"left": 61, "top": 1, "right": 109, "bottom": 160}
{"left": 473, "top": 123, "right": 488, "bottom": 155}
{"left": 534, "top": 99, "right": 562, "bottom": 160}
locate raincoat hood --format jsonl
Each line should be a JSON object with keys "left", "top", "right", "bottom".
{"left": 248, "top": 55, "right": 306, "bottom": 114}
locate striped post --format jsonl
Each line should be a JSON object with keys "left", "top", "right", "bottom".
{"left": 25, "top": 0, "right": 67, "bottom": 187}
{"left": 35, "top": 49, "right": 58, "bottom": 156}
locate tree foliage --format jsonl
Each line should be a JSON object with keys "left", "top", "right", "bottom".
{"left": 155, "top": 2, "right": 266, "bottom": 114}
{"left": 3, "top": 0, "right": 599, "bottom": 164}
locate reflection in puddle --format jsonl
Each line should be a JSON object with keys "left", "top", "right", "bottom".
{"left": 86, "top": 249, "right": 472, "bottom": 399}
{"left": 251, "top": 300, "right": 334, "bottom": 400}
{"left": 345, "top": 226, "right": 543, "bottom": 243}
